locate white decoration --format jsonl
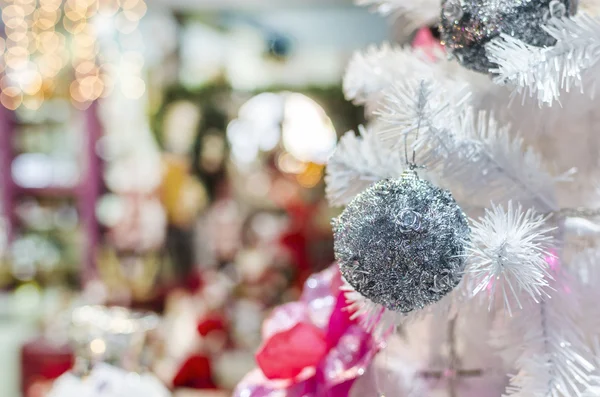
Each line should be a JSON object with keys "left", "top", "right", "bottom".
{"left": 467, "top": 202, "right": 554, "bottom": 315}
{"left": 48, "top": 364, "right": 171, "bottom": 397}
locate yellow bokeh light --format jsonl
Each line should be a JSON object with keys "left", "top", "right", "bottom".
{"left": 121, "top": 0, "right": 146, "bottom": 21}
{"left": 0, "top": 87, "right": 24, "bottom": 110}
{"left": 39, "top": 78, "right": 56, "bottom": 97}
{"left": 64, "top": 8, "right": 85, "bottom": 23}
{"left": 296, "top": 163, "right": 324, "bottom": 188}
{"left": 89, "top": 338, "right": 106, "bottom": 355}
{"left": 40, "top": 0, "right": 62, "bottom": 13}
{"left": 0, "top": 76, "right": 14, "bottom": 90}
{"left": 75, "top": 60, "right": 97, "bottom": 76}
{"left": 36, "top": 8, "right": 62, "bottom": 28}
{"left": 15, "top": 0, "right": 36, "bottom": 16}
{"left": 86, "top": 1, "right": 101, "bottom": 18}
{"left": 21, "top": 71, "right": 43, "bottom": 96}
{"left": 63, "top": 17, "right": 88, "bottom": 34}
{"left": 22, "top": 93, "right": 44, "bottom": 110}
{"left": 37, "top": 31, "right": 61, "bottom": 53}
{"left": 2, "top": 5, "right": 26, "bottom": 23}
{"left": 6, "top": 23, "right": 28, "bottom": 42}
{"left": 38, "top": 54, "right": 63, "bottom": 77}
{"left": 73, "top": 45, "right": 98, "bottom": 60}
{"left": 69, "top": 80, "right": 85, "bottom": 102}
{"left": 72, "top": 31, "right": 96, "bottom": 48}
{"left": 122, "top": 3, "right": 146, "bottom": 22}
{"left": 119, "top": 0, "right": 140, "bottom": 9}
{"left": 98, "top": 0, "right": 120, "bottom": 16}
{"left": 24, "top": 32, "right": 38, "bottom": 53}
{"left": 71, "top": 98, "right": 92, "bottom": 110}
{"left": 277, "top": 152, "right": 307, "bottom": 175}
{"left": 1, "top": 0, "right": 147, "bottom": 108}
{"left": 7, "top": 37, "right": 29, "bottom": 52}
{"left": 78, "top": 75, "right": 104, "bottom": 100}
{"left": 5, "top": 47, "right": 30, "bottom": 69}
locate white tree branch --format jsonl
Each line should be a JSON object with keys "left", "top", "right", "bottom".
{"left": 325, "top": 125, "right": 405, "bottom": 206}
{"left": 467, "top": 202, "right": 555, "bottom": 316}
{"left": 487, "top": 14, "right": 600, "bottom": 105}
{"left": 376, "top": 79, "right": 561, "bottom": 212}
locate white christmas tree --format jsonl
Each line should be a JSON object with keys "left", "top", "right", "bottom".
{"left": 326, "top": 0, "right": 600, "bottom": 396}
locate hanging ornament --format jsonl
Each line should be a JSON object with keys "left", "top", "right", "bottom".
{"left": 439, "top": 0, "right": 578, "bottom": 73}
{"left": 333, "top": 172, "right": 470, "bottom": 314}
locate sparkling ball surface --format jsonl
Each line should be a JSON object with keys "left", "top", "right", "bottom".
{"left": 333, "top": 175, "right": 470, "bottom": 314}
{"left": 439, "top": 0, "right": 575, "bottom": 73}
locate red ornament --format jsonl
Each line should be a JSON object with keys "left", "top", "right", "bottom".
{"left": 172, "top": 355, "right": 217, "bottom": 389}
{"left": 197, "top": 314, "right": 227, "bottom": 337}
{"left": 256, "top": 323, "right": 328, "bottom": 380}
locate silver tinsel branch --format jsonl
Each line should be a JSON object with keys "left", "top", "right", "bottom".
{"left": 376, "top": 79, "right": 561, "bottom": 211}
{"left": 467, "top": 202, "right": 554, "bottom": 316}
{"left": 487, "top": 14, "right": 600, "bottom": 105}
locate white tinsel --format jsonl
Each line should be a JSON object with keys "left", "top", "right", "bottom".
{"left": 376, "top": 79, "right": 561, "bottom": 211}
{"left": 343, "top": 44, "right": 472, "bottom": 114}
{"left": 325, "top": 125, "right": 405, "bottom": 206}
{"left": 571, "top": 248, "right": 600, "bottom": 344}
{"left": 491, "top": 278, "right": 594, "bottom": 397}
{"left": 487, "top": 14, "right": 600, "bottom": 105}
{"left": 467, "top": 202, "right": 554, "bottom": 315}
{"left": 327, "top": 1, "right": 600, "bottom": 396}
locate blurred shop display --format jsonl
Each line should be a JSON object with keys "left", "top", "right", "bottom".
{"left": 0, "top": 0, "right": 151, "bottom": 110}
{"left": 0, "top": 2, "right": 387, "bottom": 396}
{"left": 46, "top": 306, "right": 169, "bottom": 397}
{"left": 0, "top": 101, "right": 100, "bottom": 290}
{"left": 151, "top": 81, "right": 363, "bottom": 393}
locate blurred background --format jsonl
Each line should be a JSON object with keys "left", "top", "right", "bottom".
{"left": 0, "top": 0, "right": 405, "bottom": 395}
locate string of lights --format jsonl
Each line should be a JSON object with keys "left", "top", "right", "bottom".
{"left": 0, "top": 0, "right": 147, "bottom": 110}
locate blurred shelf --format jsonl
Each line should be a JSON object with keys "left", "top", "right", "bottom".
{"left": 15, "top": 187, "right": 78, "bottom": 198}
{"left": 0, "top": 103, "right": 103, "bottom": 286}
{"left": 14, "top": 121, "right": 64, "bottom": 128}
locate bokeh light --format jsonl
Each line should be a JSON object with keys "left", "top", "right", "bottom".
{"left": 0, "top": 0, "right": 147, "bottom": 108}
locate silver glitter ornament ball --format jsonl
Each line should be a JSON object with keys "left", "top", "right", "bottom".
{"left": 440, "top": 0, "right": 577, "bottom": 73}
{"left": 333, "top": 173, "right": 470, "bottom": 314}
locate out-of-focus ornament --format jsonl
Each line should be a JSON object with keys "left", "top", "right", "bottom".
{"left": 439, "top": 0, "right": 577, "bottom": 73}
{"left": 48, "top": 364, "right": 171, "bottom": 397}
{"left": 162, "top": 155, "right": 208, "bottom": 228}
{"left": 234, "top": 265, "right": 384, "bottom": 397}
{"left": 48, "top": 306, "right": 168, "bottom": 397}
{"left": 333, "top": 172, "right": 470, "bottom": 314}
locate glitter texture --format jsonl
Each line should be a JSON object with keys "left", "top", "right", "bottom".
{"left": 333, "top": 173, "right": 470, "bottom": 314}
{"left": 439, "top": 0, "right": 576, "bottom": 73}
